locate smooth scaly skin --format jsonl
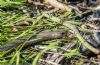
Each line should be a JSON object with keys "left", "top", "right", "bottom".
{"left": 0, "top": 31, "right": 67, "bottom": 52}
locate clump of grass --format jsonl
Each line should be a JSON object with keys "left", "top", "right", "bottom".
{"left": 0, "top": 1, "right": 85, "bottom": 65}
{"left": 0, "top": 0, "right": 26, "bottom": 8}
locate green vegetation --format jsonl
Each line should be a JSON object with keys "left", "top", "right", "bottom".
{"left": 0, "top": 0, "right": 99, "bottom": 65}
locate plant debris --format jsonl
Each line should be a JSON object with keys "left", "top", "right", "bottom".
{"left": 0, "top": 0, "right": 100, "bottom": 65}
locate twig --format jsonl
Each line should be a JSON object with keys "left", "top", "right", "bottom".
{"left": 72, "top": 10, "right": 93, "bottom": 19}
{"left": 86, "top": 23, "right": 100, "bottom": 30}
{"left": 79, "top": 28, "right": 100, "bottom": 33}
{"left": 44, "top": 0, "right": 72, "bottom": 12}
{"left": 39, "top": 59, "right": 60, "bottom": 65}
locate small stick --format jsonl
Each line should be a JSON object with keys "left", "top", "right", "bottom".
{"left": 44, "top": 0, "right": 72, "bottom": 12}
{"left": 86, "top": 23, "right": 100, "bottom": 30}
{"left": 39, "top": 59, "right": 60, "bottom": 65}
{"left": 79, "top": 28, "right": 100, "bottom": 33}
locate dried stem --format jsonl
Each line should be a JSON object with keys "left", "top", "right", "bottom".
{"left": 44, "top": 0, "right": 72, "bottom": 12}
